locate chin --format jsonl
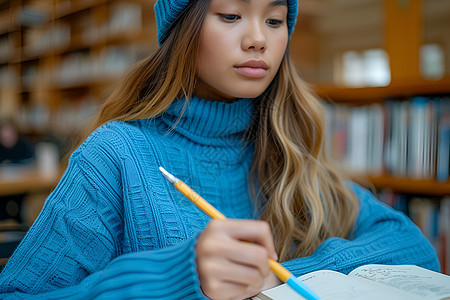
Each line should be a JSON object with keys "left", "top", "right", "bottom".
{"left": 228, "top": 87, "right": 267, "bottom": 99}
{"left": 240, "top": 92, "right": 264, "bottom": 99}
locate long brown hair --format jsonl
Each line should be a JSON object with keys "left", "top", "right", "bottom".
{"left": 251, "top": 53, "right": 358, "bottom": 261}
{"left": 76, "top": 0, "right": 358, "bottom": 263}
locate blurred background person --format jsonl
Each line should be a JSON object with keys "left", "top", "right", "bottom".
{"left": 0, "top": 119, "right": 34, "bottom": 166}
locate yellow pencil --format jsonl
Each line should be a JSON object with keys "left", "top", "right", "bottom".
{"left": 159, "top": 166, "right": 320, "bottom": 300}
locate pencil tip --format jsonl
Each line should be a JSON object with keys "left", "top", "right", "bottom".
{"left": 159, "top": 166, "right": 178, "bottom": 184}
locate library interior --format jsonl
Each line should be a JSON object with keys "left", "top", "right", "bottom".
{"left": 0, "top": 0, "right": 449, "bottom": 275}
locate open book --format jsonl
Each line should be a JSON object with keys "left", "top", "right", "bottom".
{"left": 253, "top": 264, "right": 450, "bottom": 300}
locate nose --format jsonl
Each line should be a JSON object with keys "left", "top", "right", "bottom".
{"left": 242, "top": 21, "right": 267, "bottom": 52}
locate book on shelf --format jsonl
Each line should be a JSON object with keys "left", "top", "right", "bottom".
{"left": 253, "top": 264, "right": 450, "bottom": 300}
{"left": 348, "top": 106, "right": 369, "bottom": 173}
{"left": 408, "top": 97, "right": 426, "bottom": 178}
{"left": 367, "top": 104, "right": 384, "bottom": 174}
{"left": 323, "top": 96, "right": 450, "bottom": 181}
{"left": 437, "top": 98, "right": 450, "bottom": 182}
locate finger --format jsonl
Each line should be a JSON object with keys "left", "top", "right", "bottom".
{"left": 222, "top": 263, "right": 265, "bottom": 291}
{"left": 200, "top": 276, "right": 251, "bottom": 300}
{"left": 215, "top": 220, "right": 277, "bottom": 260}
{"left": 203, "top": 280, "right": 262, "bottom": 300}
{"left": 198, "top": 230, "right": 271, "bottom": 277}
{"left": 225, "top": 239, "right": 271, "bottom": 277}
{"left": 201, "top": 257, "right": 265, "bottom": 290}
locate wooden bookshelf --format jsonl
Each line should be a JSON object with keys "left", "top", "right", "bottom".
{"left": 314, "top": 0, "right": 450, "bottom": 199}
{"left": 54, "top": 0, "right": 154, "bottom": 19}
{"left": 0, "top": 0, "right": 156, "bottom": 137}
{"left": 54, "top": 0, "right": 104, "bottom": 19}
{"left": 321, "top": 88, "right": 450, "bottom": 195}
{"left": 314, "top": 77, "right": 450, "bottom": 103}
{"left": 364, "top": 176, "right": 450, "bottom": 196}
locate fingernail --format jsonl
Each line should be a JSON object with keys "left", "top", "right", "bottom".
{"left": 273, "top": 252, "right": 278, "bottom": 261}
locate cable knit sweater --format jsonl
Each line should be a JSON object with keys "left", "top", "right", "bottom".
{"left": 0, "top": 97, "right": 440, "bottom": 299}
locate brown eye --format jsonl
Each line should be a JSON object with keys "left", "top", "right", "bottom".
{"left": 266, "top": 19, "right": 283, "bottom": 27}
{"left": 220, "top": 14, "right": 240, "bottom": 22}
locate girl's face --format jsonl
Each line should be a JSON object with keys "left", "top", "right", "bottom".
{"left": 195, "top": 0, "right": 289, "bottom": 101}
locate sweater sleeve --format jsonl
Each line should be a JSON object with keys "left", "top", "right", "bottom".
{"left": 0, "top": 133, "right": 205, "bottom": 299}
{"left": 0, "top": 238, "right": 204, "bottom": 299}
{"left": 281, "top": 183, "right": 441, "bottom": 276}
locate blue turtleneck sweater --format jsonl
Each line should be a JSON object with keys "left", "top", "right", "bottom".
{"left": 0, "top": 97, "right": 439, "bottom": 299}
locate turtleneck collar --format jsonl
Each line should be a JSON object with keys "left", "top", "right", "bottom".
{"left": 159, "top": 96, "right": 254, "bottom": 147}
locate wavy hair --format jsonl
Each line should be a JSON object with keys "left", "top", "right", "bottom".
{"left": 76, "top": 0, "right": 358, "bottom": 263}
{"left": 250, "top": 53, "right": 358, "bottom": 261}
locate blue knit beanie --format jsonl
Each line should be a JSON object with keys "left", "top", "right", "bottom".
{"left": 154, "top": 0, "right": 298, "bottom": 44}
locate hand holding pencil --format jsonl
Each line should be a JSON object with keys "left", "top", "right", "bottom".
{"left": 159, "top": 167, "right": 320, "bottom": 300}
{"left": 197, "top": 219, "right": 281, "bottom": 298}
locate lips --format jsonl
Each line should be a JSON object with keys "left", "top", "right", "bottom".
{"left": 234, "top": 60, "right": 269, "bottom": 78}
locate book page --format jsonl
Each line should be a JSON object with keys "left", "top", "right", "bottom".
{"left": 253, "top": 270, "right": 414, "bottom": 300}
{"left": 349, "top": 264, "right": 450, "bottom": 299}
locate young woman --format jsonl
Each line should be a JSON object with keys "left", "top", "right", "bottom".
{"left": 0, "top": 0, "right": 439, "bottom": 299}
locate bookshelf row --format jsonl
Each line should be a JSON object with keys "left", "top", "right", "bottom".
{"left": 0, "top": 0, "right": 155, "bottom": 122}
{"left": 1, "top": 2, "right": 152, "bottom": 63}
{"left": 324, "top": 96, "right": 449, "bottom": 180}
{"left": 1, "top": 45, "right": 142, "bottom": 89}
{"left": 366, "top": 176, "right": 450, "bottom": 196}
{"left": 314, "top": 78, "right": 450, "bottom": 103}
{"left": 322, "top": 94, "right": 450, "bottom": 196}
